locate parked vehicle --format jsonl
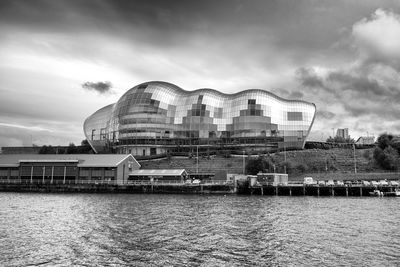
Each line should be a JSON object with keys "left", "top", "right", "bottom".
{"left": 362, "top": 181, "right": 370, "bottom": 186}
{"left": 379, "top": 180, "right": 389, "bottom": 186}
{"left": 336, "top": 181, "right": 344, "bottom": 186}
{"left": 192, "top": 179, "right": 201, "bottom": 184}
{"left": 326, "top": 180, "right": 334, "bottom": 186}
{"left": 389, "top": 181, "right": 399, "bottom": 186}
{"left": 344, "top": 181, "right": 353, "bottom": 186}
{"left": 318, "top": 181, "right": 325, "bottom": 186}
{"left": 370, "top": 181, "right": 379, "bottom": 186}
{"left": 303, "top": 177, "right": 314, "bottom": 185}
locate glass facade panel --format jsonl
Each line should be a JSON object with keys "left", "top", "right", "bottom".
{"left": 84, "top": 81, "right": 316, "bottom": 154}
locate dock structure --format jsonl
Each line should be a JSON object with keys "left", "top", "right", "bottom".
{"left": 245, "top": 184, "right": 398, "bottom": 197}
{"left": 0, "top": 178, "right": 398, "bottom": 197}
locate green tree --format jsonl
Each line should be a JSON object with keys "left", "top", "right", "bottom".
{"left": 66, "top": 143, "right": 78, "bottom": 154}
{"left": 296, "top": 163, "right": 308, "bottom": 173}
{"left": 76, "top": 139, "right": 93, "bottom": 154}
{"left": 382, "top": 146, "right": 399, "bottom": 170}
{"left": 245, "top": 157, "right": 273, "bottom": 175}
{"left": 277, "top": 161, "right": 293, "bottom": 174}
{"left": 373, "top": 137, "right": 400, "bottom": 170}
{"left": 38, "top": 145, "right": 56, "bottom": 154}
{"left": 377, "top": 133, "right": 393, "bottom": 150}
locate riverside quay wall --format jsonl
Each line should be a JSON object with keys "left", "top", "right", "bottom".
{"left": 0, "top": 180, "right": 397, "bottom": 196}
{"left": 0, "top": 181, "right": 235, "bottom": 194}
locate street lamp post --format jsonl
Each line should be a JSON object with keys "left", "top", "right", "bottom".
{"left": 284, "top": 144, "right": 287, "bottom": 174}
{"left": 243, "top": 150, "right": 245, "bottom": 175}
{"left": 353, "top": 143, "right": 357, "bottom": 173}
{"left": 197, "top": 145, "right": 199, "bottom": 174}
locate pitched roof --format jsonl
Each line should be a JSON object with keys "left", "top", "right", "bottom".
{"left": 355, "top": 136, "right": 375, "bottom": 143}
{"left": 129, "top": 169, "right": 186, "bottom": 176}
{"left": 0, "top": 154, "right": 140, "bottom": 168}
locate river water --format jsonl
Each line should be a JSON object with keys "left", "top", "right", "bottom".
{"left": 0, "top": 193, "right": 399, "bottom": 266}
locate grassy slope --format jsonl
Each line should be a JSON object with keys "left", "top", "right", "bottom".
{"left": 139, "top": 148, "right": 380, "bottom": 177}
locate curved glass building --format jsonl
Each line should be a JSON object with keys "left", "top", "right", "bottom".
{"left": 84, "top": 81, "right": 316, "bottom": 156}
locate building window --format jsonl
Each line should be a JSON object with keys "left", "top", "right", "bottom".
{"left": 287, "top": 112, "right": 303, "bottom": 121}
{"left": 100, "top": 128, "right": 107, "bottom": 140}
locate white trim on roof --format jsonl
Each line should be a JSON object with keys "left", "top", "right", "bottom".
{"left": 116, "top": 154, "right": 141, "bottom": 168}
{"left": 0, "top": 164, "right": 19, "bottom": 167}
{"left": 129, "top": 169, "right": 186, "bottom": 176}
{"left": 77, "top": 165, "right": 117, "bottom": 168}
{"left": 19, "top": 159, "right": 79, "bottom": 163}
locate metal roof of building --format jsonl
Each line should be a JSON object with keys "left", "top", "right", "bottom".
{"left": 129, "top": 169, "right": 186, "bottom": 176}
{"left": 0, "top": 154, "right": 141, "bottom": 168}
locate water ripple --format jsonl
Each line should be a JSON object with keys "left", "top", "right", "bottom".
{"left": 1, "top": 193, "right": 400, "bottom": 266}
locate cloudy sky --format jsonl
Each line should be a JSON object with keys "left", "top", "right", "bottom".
{"left": 1, "top": 0, "right": 400, "bottom": 147}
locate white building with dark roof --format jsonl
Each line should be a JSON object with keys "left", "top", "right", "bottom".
{"left": 0, "top": 154, "right": 140, "bottom": 184}
{"left": 128, "top": 169, "right": 188, "bottom": 183}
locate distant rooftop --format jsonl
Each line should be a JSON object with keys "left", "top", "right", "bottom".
{"left": 0, "top": 154, "right": 140, "bottom": 168}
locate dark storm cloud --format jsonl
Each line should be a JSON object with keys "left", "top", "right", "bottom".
{"left": 297, "top": 65, "right": 400, "bottom": 120}
{"left": 82, "top": 81, "right": 113, "bottom": 94}
{"left": 327, "top": 71, "right": 383, "bottom": 96}
{"left": 2, "top": 0, "right": 400, "bottom": 145}
{"left": 288, "top": 91, "right": 304, "bottom": 99}
{"left": 296, "top": 67, "right": 325, "bottom": 89}
{"left": 3, "top": 0, "right": 397, "bottom": 67}
{"left": 317, "top": 110, "right": 335, "bottom": 120}
{"left": 271, "top": 88, "right": 304, "bottom": 100}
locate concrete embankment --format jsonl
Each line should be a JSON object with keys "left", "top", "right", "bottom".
{"left": 0, "top": 182, "right": 235, "bottom": 194}
{"left": 0, "top": 182, "right": 395, "bottom": 197}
